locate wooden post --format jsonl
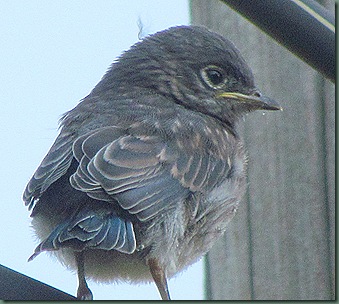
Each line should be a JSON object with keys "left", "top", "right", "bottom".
{"left": 190, "top": 0, "right": 335, "bottom": 300}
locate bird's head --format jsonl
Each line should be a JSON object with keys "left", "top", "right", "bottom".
{"left": 94, "top": 25, "right": 281, "bottom": 127}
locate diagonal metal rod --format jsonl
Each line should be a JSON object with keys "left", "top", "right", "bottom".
{"left": 220, "top": 0, "right": 335, "bottom": 82}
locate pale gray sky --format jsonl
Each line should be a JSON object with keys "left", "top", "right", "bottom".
{"left": 0, "top": 1, "right": 206, "bottom": 300}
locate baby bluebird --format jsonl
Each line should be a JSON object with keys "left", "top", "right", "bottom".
{"left": 23, "top": 25, "right": 281, "bottom": 300}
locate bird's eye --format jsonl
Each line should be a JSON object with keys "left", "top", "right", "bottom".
{"left": 201, "top": 66, "right": 226, "bottom": 89}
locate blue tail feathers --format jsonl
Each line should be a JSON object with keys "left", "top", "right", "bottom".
{"left": 28, "top": 205, "right": 136, "bottom": 261}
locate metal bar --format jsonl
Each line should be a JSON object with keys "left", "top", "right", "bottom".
{"left": 220, "top": 0, "right": 335, "bottom": 82}
{"left": 0, "top": 264, "right": 75, "bottom": 300}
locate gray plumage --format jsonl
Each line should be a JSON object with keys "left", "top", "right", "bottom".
{"left": 23, "top": 25, "right": 281, "bottom": 300}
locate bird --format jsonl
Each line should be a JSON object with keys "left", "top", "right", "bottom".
{"left": 23, "top": 25, "right": 281, "bottom": 300}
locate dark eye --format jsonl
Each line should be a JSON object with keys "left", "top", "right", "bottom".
{"left": 206, "top": 69, "right": 223, "bottom": 85}
{"left": 201, "top": 66, "right": 226, "bottom": 89}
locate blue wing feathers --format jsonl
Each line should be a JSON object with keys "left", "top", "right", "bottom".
{"left": 26, "top": 125, "right": 228, "bottom": 258}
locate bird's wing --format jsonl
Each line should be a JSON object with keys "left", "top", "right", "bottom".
{"left": 69, "top": 126, "right": 229, "bottom": 222}
{"left": 23, "top": 130, "right": 75, "bottom": 210}
{"left": 26, "top": 125, "right": 231, "bottom": 257}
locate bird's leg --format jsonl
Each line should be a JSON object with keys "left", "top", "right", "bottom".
{"left": 148, "top": 258, "right": 171, "bottom": 300}
{"left": 75, "top": 251, "right": 93, "bottom": 300}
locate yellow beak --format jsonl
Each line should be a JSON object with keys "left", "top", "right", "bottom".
{"left": 217, "top": 92, "right": 283, "bottom": 111}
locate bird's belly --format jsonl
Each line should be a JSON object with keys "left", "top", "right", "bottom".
{"left": 175, "top": 176, "right": 246, "bottom": 273}
{"left": 58, "top": 247, "right": 153, "bottom": 283}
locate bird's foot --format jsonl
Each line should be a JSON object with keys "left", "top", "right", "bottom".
{"left": 77, "top": 283, "right": 93, "bottom": 300}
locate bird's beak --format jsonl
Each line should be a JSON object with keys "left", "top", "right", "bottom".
{"left": 217, "top": 91, "right": 282, "bottom": 111}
